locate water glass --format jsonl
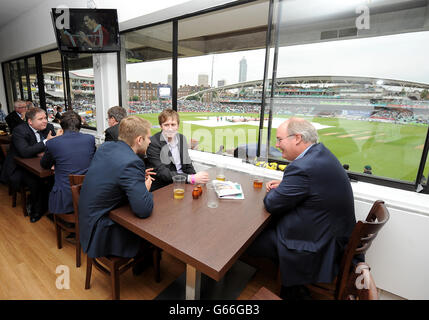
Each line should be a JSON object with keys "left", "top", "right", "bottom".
{"left": 206, "top": 182, "right": 219, "bottom": 208}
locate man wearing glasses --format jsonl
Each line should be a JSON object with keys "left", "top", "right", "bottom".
{"left": 246, "top": 117, "right": 356, "bottom": 300}
{"left": 5, "top": 100, "right": 28, "bottom": 133}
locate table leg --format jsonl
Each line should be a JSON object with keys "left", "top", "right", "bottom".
{"left": 185, "top": 264, "right": 201, "bottom": 300}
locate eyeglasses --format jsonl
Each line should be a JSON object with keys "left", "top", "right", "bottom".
{"left": 276, "top": 134, "right": 295, "bottom": 143}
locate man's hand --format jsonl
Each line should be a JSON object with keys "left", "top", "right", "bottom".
{"left": 46, "top": 131, "right": 55, "bottom": 141}
{"left": 145, "top": 175, "right": 154, "bottom": 191}
{"left": 194, "top": 171, "right": 210, "bottom": 184}
{"left": 266, "top": 180, "right": 281, "bottom": 192}
{"left": 145, "top": 168, "right": 156, "bottom": 180}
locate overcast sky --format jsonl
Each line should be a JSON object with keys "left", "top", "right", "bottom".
{"left": 123, "top": 30, "right": 429, "bottom": 86}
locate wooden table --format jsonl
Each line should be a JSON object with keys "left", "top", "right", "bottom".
{"left": 109, "top": 167, "right": 271, "bottom": 300}
{"left": 14, "top": 156, "right": 54, "bottom": 178}
{"left": 0, "top": 134, "right": 11, "bottom": 144}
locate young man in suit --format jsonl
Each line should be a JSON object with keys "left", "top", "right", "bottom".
{"left": 5, "top": 100, "right": 27, "bottom": 133}
{"left": 79, "top": 116, "right": 154, "bottom": 262}
{"left": 3, "top": 107, "right": 57, "bottom": 222}
{"left": 104, "top": 106, "right": 127, "bottom": 141}
{"left": 146, "top": 109, "right": 209, "bottom": 191}
{"left": 246, "top": 118, "right": 356, "bottom": 299}
{"left": 41, "top": 110, "right": 96, "bottom": 215}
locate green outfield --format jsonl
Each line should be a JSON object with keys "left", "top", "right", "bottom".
{"left": 137, "top": 112, "right": 429, "bottom": 182}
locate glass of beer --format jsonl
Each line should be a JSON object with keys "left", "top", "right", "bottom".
{"left": 172, "top": 175, "right": 186, "bottom": 199}
{"left": 216, "top": 162, "right": 226, "bottom": 181}
{"left": 253, "top": 176, "right": 264, "bottom": 189}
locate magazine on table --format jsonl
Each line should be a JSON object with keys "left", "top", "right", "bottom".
{"left": 211, "top": 180, "right": 244, "bottom": 199}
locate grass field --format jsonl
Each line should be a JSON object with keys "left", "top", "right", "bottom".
{"left": 137, "top": 112, "right": 429, "bottom": 182}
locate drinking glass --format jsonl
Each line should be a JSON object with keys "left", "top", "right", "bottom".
{"left": 206, "top": 182, "right": 219, "bottom": 208}
{"left": 172, "top": 175, "right": 186, "bottom": 199}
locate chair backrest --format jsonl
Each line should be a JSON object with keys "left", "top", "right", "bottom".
{"left": 69, "top": 174, "right": 85, "bottom": 236}
{"left": 69, "top": 174, "right": 85, "bottom": 186}
{"left": 335, "top": 200, "right": 389, "bottom": 300}
{"left": 345, "top": 262, "right": 379, "bottom": 300}
{"left": 0, "top": 143, "right": 9, "bottom": 158}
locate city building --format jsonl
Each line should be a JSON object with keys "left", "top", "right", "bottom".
{"left": 239, "top": 56, "right": 247, "bottom": 83}
{"left": 198, "top": 73, "right": 209, "bottom": 87}
{"left": 0, "top": 0, "right": 428, "bottom": 302}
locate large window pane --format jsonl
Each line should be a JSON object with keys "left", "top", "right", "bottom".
{"left": 122, "top": 22, "right": 173, "bottom": 134}
{"left": 27, "top": 57, "right": 39, "bottom": 107}
{"left": 3, "top": 62, "right": 16, "bottom": 112}
{"left": 10, "top": 61, "right": 22, "bottom": 101}
{"left": 67, "top": 54, "right": 96, "bottom": 128}
{"left": 270, "top": 0, "right": 429, "bottom": 183}
{"left": 177, "top": 0, "right": 269, "bottom": 156}
{"left": 19, "top": 59, "right": 28, "bottom": 101}
{"left": 42, "top": 51, "right": 66, "bottom": 122}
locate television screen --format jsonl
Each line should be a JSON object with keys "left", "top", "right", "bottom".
{"left": 159, "top": 86, "right": 171, "bottom": 98}
{"left": 51, "top": 8, "right": 120, "bottom": 53}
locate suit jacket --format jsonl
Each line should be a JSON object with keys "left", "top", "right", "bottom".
{"left": 263, "top": 143, "right": 356, "bottom": 286}
{"left": 40, "top": 131, "right": 96, "bottom": 214}
{"left": 79, "top": 141, "right": 153, "bottom": 258}
{"left": 5, "top": 111, "right": 25, "bottom": 133}
{"left": 146, "top": 131, "right": 196, "bottom": 192}
{"left": 2, "top": 122, "right": 56, "bottom": 188}
{"left": 104, "top": 124, "right": 119, "bottom": 141}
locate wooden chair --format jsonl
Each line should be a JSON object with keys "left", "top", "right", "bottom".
{"left": 344, "top": 262, "right": 379, "bottom": 300}
{"left": 53, "top": 174, "right": 85, "bottom": 268}
{"left": 70, "top": 179, "right": 162, "bottom": 300}
{"left": 0, "top": 143, "right": 28, "bottom": 215}
{"left": 307, "top": 200, "right": 389, "bottom": 300}
{"left": 250, "top": 286, "right": 282, "bottom": 300}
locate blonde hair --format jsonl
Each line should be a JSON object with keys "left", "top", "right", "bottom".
{"left": 118, "top": 116, "right": 151, "bottom": 146}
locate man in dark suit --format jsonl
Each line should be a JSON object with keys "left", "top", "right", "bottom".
{"left": 3, "top": 107, "right": 56, "bottom": 222}
{"left": 41, "top": 110, "right": 96, "bottom": 215}
{"left": 79, "top": 116, "right": 154, "bottom": 260}
{"left": 104, "top": 105, "right": 127, "bottom": 141}
{"left": 5, "top": 100, "right": 27, "bottom": 133}
{"left": 246, "top": 118, "right": 356, "bottom": 299}
{"left": 146, "top": 109, "right": 209, "bottom": 191}
{"left": 53, "top": 106, "right": 63, "bottom": 123}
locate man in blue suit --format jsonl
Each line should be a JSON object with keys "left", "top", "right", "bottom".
{"left": 41, "top": 110, "right": 96, "bottom": 215}
{"left": 247, "top": 118, "right": 356, "bottom": 299}
{"left": 79, "top": 116, "right": 154, "bottom": 260}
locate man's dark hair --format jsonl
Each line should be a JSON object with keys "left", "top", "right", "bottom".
{"left": 107, "top": 106, "right": 127, "bottom": 123}
{"left": 60, "top": 110, "right": 82, "bottom": 132}
{"left": 25, "top": 107, "right": 45, "bottom": 121}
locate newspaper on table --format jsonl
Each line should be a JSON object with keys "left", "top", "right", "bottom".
{"left": 211, "top": 179, "right": 244, "bottom": 199}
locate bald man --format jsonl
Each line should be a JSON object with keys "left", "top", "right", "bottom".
{"left": 247, "top": 118, "right": 356, "bottom": 299}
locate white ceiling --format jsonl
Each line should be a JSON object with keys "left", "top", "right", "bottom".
{"left": 0, "top": 0, "right": 43, "bottom": 28}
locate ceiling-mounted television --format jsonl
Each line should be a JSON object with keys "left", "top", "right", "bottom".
{"left": 51, "top": 8, "right": 120, "bottom": 54}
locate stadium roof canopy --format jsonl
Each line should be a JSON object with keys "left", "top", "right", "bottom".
{"left": 179, "top": 75, "right": 429, "bottom": 100}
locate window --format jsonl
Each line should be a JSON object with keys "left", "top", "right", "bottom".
{"left": 121, "top": 22, "right": 173, "bottom": 134}
{"left": 41, "top": 50, "right": 66, "bottom": 121}
{"left": 67, "top": 54, "right": 96, "bottom": 128}
{"left": 27, "top": 57, "right": 39, "bottom": 107}
{"left": 177, "top": 0, "right": 269, "bottom": 156}
{"left": 269, "top": 0, "right": 429, "bottom": 184}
